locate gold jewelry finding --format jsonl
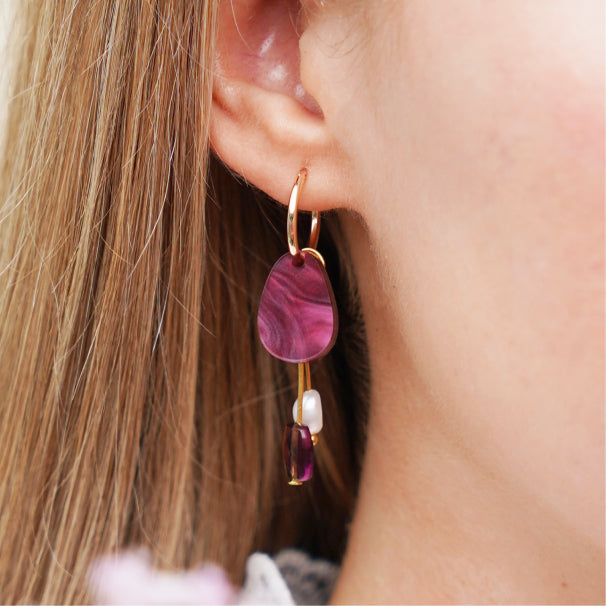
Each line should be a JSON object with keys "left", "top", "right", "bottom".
{"left": 287, "top": 169, "right": 320, "bottom": 257}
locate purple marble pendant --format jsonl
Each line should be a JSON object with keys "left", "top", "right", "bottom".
{"left": 283, "top": 423, "right": 314, "bottom": 484}
{"left": 257, "top": 252, "right": 338, "bottom": 363}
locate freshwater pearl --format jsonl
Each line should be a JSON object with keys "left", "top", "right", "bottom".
{"left": 292, "top": 389, "right": 323, "bottom": 435}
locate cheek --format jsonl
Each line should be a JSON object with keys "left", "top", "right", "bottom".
{"left": 385, "top": 2, "right": 603, "bottom": 534}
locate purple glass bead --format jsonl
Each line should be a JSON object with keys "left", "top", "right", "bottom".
{"left": 257, "top": 252, "right": 338, "bottom": 363}
{"left": 283, "top": 423, "right": 314, "bottom": 484}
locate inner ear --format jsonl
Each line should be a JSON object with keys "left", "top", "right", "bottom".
{"left": 217, "top": 0, "right": 321, "bottom": 115}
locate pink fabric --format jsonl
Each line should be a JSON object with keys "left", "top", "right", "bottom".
{"left": 88, "top": 549, "right": 236, "bottom": 605}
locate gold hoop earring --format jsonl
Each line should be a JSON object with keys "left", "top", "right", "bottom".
{"left": 287, "top": 169, "right": 320, "bottom": 257}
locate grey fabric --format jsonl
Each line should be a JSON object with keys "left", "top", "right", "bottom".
{"left": 273, "top": 549, "right": 340, "bottom": 606}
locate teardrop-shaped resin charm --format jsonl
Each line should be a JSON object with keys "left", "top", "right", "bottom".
{"left": 283, "top": 423, "right": 314, "bottom": 485}
{"left": 258, "top": 252, "right": 338, "bottom": 363}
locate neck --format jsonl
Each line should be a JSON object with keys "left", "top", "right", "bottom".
{"left": 330, "top": 213, "right": 603, "bottom": 604}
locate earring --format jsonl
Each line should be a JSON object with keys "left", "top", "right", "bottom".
{"left": 257, "top": 169, "right": 338, "bottom": 485}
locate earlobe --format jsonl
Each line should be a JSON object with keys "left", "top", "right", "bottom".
{"left": 210, "top": 0, "right": 354, "bottom": 210}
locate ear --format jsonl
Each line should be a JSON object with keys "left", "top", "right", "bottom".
{"left": 210, "top": 0, "right": 354, "bottom": 210}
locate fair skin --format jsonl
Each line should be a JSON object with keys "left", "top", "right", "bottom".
{"left": 212, "top": 1, "right": 605, "bottom": 603}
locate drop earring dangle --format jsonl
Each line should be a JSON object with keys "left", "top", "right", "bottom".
{"left": 257, "top": 169, "right": 339, "bottom": 485}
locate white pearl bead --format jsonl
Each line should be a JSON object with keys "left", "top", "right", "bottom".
{"left": 292, "top": 389, "right": 323, "bottom": 435}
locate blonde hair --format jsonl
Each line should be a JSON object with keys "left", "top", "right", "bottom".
{"left": 0, "top": 1, "right": 367, "bottom": 603}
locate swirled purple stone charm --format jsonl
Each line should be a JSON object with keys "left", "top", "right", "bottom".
{"left": 283, "top": 423, "right": 313, "bottom": 484}
{"left": 257, "top": 252, "right": 338, "bottom": 363}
